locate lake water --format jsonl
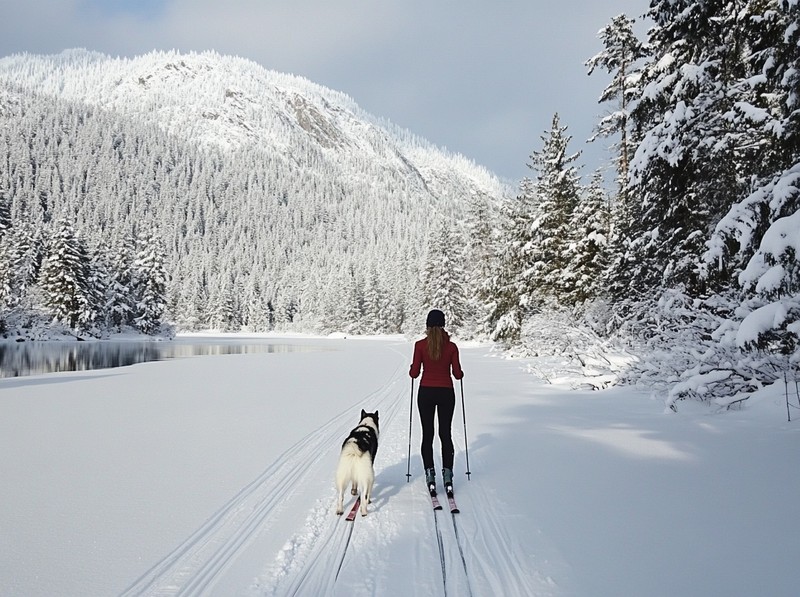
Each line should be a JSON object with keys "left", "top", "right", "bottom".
{"left": 0, "top": 340, "right": 317, "bottom": 378}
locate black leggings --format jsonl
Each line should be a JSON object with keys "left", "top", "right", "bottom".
{"left": 417, "top": 386, "right": 455, "bottom": 470}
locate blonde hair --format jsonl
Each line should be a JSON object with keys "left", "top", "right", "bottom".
{"left": 426, "top": 326, "right": 449, "bottom": 360}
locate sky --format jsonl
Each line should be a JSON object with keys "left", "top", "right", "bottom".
{"left": 0, "top": 0, "right": 650, "bottom": 184}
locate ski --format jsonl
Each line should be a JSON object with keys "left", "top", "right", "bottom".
{"left": 345, "top": 496, "right": 361, "bottom": 521}
{"left": 430, "top": 492, "right": 443, "bottom": 510}
{"left": 447, "top": 493, "right": 459, "bottom": 514}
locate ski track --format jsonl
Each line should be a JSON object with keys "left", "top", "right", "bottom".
{"left": 448, "top": 510, "right": 474, "bottom": 597}
{"left": 257, "top": 356, "right": 408, "bottom": 596}
{"left": 121, "top": 354, "right": 407, "bottom": 597}
{"left": 449, "top": 439, "right": 559, "bottom": 597}
{"left": 431, "top": 505, "right": 447, "bottom": 595}
{"left": 122, "top": 343, "right": 552, "bottom": 596}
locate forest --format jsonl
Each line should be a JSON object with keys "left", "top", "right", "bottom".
{"left": 0, "top": 0, "right": 798, "bottom": 406}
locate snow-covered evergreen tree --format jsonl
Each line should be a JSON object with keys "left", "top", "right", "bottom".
{"left": 39, "top": 221, "right": 98, "bottom": 330}
{"left": 598, "top": 1, "right": 800, "bottom": 405}
{"left": 462, "top": 190, "right": 496, "bottom": 337}
{"left": 8, "top": 223, "right": 43, "bottom": 307}
{"left": 624, "top": 0, "right": 765, "bottom": 296}
{"left": 702, "top": 2, "right": 800, "bottom": 283}
{"left": 0, "top": 190, "right": 10, "bottom": 241}
{"left": 0, "top": 239, "right": 12, "bottom": 308}
{"left": 423, "top": 219, "right": 467, "bottom": 333}
{"left": 131, "top": 230, "right": 168, "bottom": 334}
{"left": 106, "top": 235, "right": 136, "bottom": 330}
{"left": 524, "top": 114, "right": 582, "bottom": 305}
{"left": 562, "top": 171, "right": 611, "bottom": 306}
{"left": 586, "top": 13, "right": 647, "bottom": 204}
{"left": 487, "top": 177, "right": 538, "bottom": 343}
{"left": 88, "top": 239, "right": 112, "bottom": 333}
{"left": 362, "top": 266, "right": 385, "bottom": 332}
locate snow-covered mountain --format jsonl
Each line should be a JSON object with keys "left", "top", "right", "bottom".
{"left": 0, "top": 49, "right": 505, "bottom": 199}
{"left": 0, "top": 49, "right": 509, "bottom": 334}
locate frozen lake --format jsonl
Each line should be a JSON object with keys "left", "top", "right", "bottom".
{"left": 0, "top": 339, "right": 317, "bottom": 378}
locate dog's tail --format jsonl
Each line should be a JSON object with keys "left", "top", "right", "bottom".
{"left": 336, "top": 443, "right": 374, "bottom": 484}
{"left": 339, "top": 438, "right": 362, "bottom": 459}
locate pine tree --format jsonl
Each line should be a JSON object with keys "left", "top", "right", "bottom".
{"left": 586, "top": 13, "right": 648, "bottom": 204}
{"left": 8, "top": 223, "right": 43, "bottom": 306}
{"left": 625, "top": 0, "right": 754, "bottom": 296}
{"left": 106, "top": 235, "right": 136, "bottom": 330}
{"left": 362, "top": 266, "right": 384, "bottom": 332}
{"left": 487, "top": 178, "right": 537, "bottom": 343}
{"left": 0, "top": 239, "right": 13, "bottom": 308}
{"left": 88, "top": 239, "right": 112, "bottom": 331}
{"left": 0, "top": 190, "right": 11, "bottom": 242}
{"left": 423, "top": 219, "right": 467, "bottom": 332}
{"left": 341, "top": 269, "right": 362, "bottom": 334}
{"left": 524, "top": 114, "right": 582, "bottom": 304}
{"left": 562, "top": 171, "right": 611, "bottom": 306}
{"left": 132, "top": 230, "right": 168, "bottom": 334}
{"left": 463, "top": 191, "right": 496, "bottom": 336}
{"left": 40, "top": 221, "right": 97, "bottom": 330}
{"left": 209, "top": 284, "right": 238, "bottom": 332}
{"left": 703, "top": 1, "right": 800, "bottom": 282}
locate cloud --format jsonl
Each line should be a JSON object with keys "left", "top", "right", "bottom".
{"left": 77, "top": 0, "right": 169, "bottom": 20}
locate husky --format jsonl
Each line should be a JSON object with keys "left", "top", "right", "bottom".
{"left": 335, "top": 409, "right": 379, "bottom": 517}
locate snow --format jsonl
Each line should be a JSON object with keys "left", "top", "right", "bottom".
{"left": 2, "top": 334, "right": 800, "bottom": 596}
{"left": 740, "top": 209, "right": 800, "bottom": 290}
{"left": 737, "top": 301, "right": 790, "bottom": 348}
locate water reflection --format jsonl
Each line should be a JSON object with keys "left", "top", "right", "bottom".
{"left": 0, "top": 341, "right": 315, "bottom": 378}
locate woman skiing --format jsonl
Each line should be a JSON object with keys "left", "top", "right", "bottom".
{"left": 409, "top": 309, "right": 464, "bottom": 496}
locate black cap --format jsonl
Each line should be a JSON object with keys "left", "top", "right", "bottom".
{"left": 426, "top": 309, "right": 445, "bottom": 328}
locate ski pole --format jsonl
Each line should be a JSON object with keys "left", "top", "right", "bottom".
{"left": 460, "top": 378, "right": 471, "bottom": 480}
{"left": 406, "top": 378, "right": 414, "bottom": 482}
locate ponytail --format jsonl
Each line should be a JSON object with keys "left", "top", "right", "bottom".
{"left": 426, "top": 326, "right": 449, "bottom": 360}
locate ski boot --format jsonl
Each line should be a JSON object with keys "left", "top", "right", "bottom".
{"left": 442, "top": 468, "right": 454, "bottom": 497}
{"left": 425, "top": 468, "right": 437, "bottom": 496}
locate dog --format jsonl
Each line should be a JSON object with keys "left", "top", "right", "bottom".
{"left": 335, "top": 409, "right": 379, "bottom": 517}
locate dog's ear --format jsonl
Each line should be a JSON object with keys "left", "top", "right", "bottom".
{"left": 361, "top": 409, "right": 367, "bottom": 419}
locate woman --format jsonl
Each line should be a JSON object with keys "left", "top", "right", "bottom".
{"left": 409, "top": 309, "right": 464, "bottom": 496}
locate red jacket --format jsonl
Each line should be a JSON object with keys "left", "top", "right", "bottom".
{"left": 409, "top": 337, "right": 464, "bottom": 388}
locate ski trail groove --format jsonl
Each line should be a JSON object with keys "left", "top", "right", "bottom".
{"left": 450, "top": 512, "right": 474, "bottom": 597}
{"left": 259, "top": 356, "right": 408, "bottom": 595}
{"left": 447, "top": 434, "right": 544, "bottom": 596}
{"left": 428, "top": 489, "right": 474, "bottom": 597}
{"left": 122, "top": 357, "right": 406, "bottom": 597}
{"left": 432, "top": 508, "right": 448, "bottom": 596}
{"left": 284, "top": 514, "right": 348, "bottom": 597}
{"left": 333, "top": 515, "right": 356, "bottom": 581}
{"left": 121, "top": 413, "right": 346, "bottom": 597}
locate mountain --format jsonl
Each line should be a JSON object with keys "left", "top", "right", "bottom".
{"left": 0, "top": 49, "right": 509, "bottom": 334}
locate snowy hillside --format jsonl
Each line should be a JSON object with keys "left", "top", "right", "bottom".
{"left": 0, "top": 49, "right": 505, "bottom": 201}
{"left": 0, "top": 50, "right": 510, "bottom": 335}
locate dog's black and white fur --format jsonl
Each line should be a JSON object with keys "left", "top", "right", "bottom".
{"left": 335, "top": 409, "right": 379, "bottom": 517}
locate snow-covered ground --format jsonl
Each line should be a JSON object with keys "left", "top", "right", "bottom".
{"left": 1, "top": 334, "right": 799, "bottom": 596}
